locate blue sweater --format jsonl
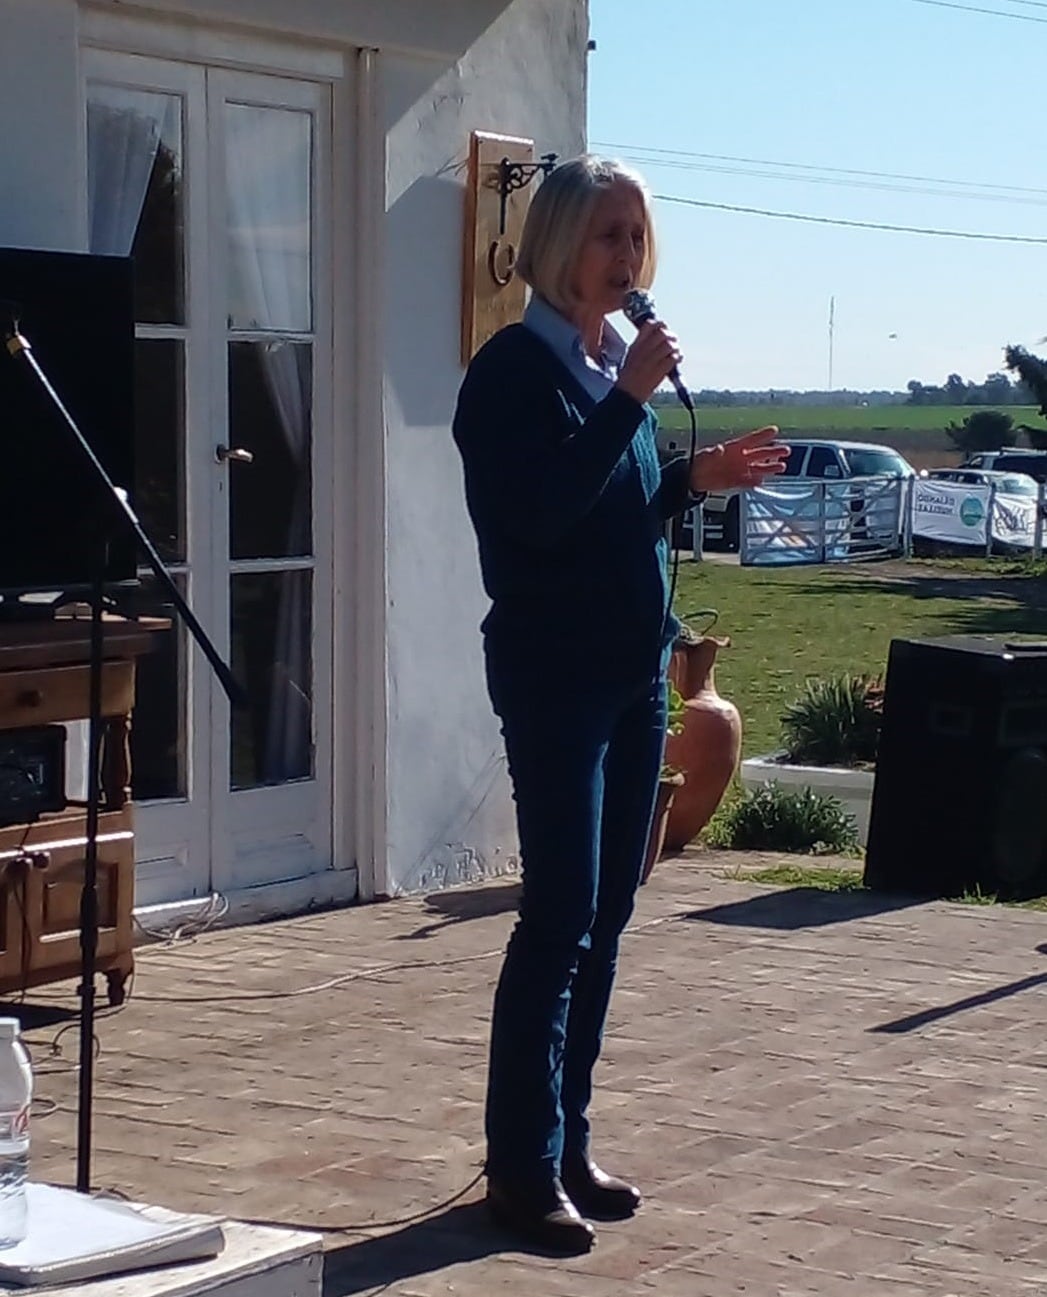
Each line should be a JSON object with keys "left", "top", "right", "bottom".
{"left": 452, "top": 323, "right": 692, "bottom": 681}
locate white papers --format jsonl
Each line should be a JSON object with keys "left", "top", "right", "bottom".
{"left": 0, "top": 1184, "right": 223, "bottom": 1286}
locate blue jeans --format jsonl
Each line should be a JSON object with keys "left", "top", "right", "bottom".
{"left": 483, "top": 649, "right": 667, "bottom": 1185}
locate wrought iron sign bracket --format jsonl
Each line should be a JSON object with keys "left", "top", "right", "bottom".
{"left": 495, "top": 153, "right": 558, "bottom": 235}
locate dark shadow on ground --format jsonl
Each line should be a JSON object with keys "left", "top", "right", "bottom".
{"left": 789, "top": 571, "right": 1047, "bottom": 638}
{"left": 870, "top": 969, "right": 1047, "bottom": 1033}
{"left": 6, "top": 1002, "right": 77, "bottom": 1030}
{"left": 396, "top": 883, "right": 520, "bottom": 941}
{"left": 681, "top": 885, "right": 925, "bottom": 930}
{"left": 320, "top": 1200, "right": 558, "bottom": 1295}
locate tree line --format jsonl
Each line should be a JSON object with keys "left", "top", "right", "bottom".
{"left": 905, "top": 371, "right": 1033, "bottom": 407}
{"left": 945, "top": 347, "right": 1047, "bottom": 451}
{"left": 652, "top": 389, "right": 910, "bottom": 408}
{"left": 649, "top": 373, "right": 1035, "bottom": 408}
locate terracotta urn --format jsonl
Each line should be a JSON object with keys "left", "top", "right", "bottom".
{"left": 641, "top": 770, "right": 685, "bottom": 885}
{"left": 663, "top": 633, "right": 742, "bottom": 851}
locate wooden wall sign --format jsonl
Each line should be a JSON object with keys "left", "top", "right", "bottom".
{"left": 461, "top": 131, "right": 553, "bottom": 365}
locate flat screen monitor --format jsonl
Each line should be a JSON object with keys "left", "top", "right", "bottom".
{"left": 0, "top": 247, "right": 136, "bottom": 597}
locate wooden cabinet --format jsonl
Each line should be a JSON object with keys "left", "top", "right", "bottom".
{"left": 0, "top": 615, "right": 167, "bottom": 1005}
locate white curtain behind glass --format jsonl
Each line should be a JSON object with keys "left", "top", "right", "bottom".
{"left": 87, "top": 88, "right": 175, "bottom": 257}
{"left": 225, "top": 104, "right": 311, "bottom": 333}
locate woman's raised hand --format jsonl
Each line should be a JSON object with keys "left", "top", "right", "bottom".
{"left": 689, "top": 426, "right": 790, "bottom": 495}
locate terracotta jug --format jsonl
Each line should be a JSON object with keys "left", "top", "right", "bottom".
{"left": 641, "top": 770, "right": 684, "bottom": 885}
{"left": 663, "top": 632, "right": 742, "bottom": 852}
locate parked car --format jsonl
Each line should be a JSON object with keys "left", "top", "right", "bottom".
{"left": 916, "top": 466, "right": 1044, "bottom": 557}
{"left": 961, "top": 449, "right": 1047, "bottom": 483}
{"left": 924, "top": 466, "right": 1041, "bottom": 500}
{"left": 670, "top": 438, "right": 915, "bottom": 552}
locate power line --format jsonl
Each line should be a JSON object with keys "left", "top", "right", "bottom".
{"left": 615, "top": 153, "right": 1047, "bottom": 208}
{"left": 910, "top": 0, "right": 1047, "bottom": 22}
{"left": 591, "top": 141, "right": 1047, "bottom": 200}
{"left": 653, "top": 193, "right": 1047, "bottom": 243}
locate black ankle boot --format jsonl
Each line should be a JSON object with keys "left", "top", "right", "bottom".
{"left": 486, "top": 1175, "right": 596, "bottom": 1254}
{"left": 561, "top": 1154, "right": 642, "bottom": 1220}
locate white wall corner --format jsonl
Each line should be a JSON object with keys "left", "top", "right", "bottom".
{"left": 380, "top": 0, "right": 588, "bottom": 896}
{"left": 348, "top": 46, "right": 390, "bottom": 902}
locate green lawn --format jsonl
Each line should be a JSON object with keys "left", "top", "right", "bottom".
{"left": 670, "top": 557, "right": 1047, "bottom": 757}
{"left": 656, "top": 403, "right": 1039, "bottom": 439}
{"left": 656, "top": 403, "right": 1045, "bottom": 472}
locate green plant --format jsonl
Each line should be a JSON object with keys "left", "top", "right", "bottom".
{"left": 746, "top": 863, "right": 866, "bottom": 891}
{"left": 780, "top": 673, "right": 883, "bottom": 768}
{"left": 660, "top": 682, "right": 687, "bottom": 779}
{"left": 704, "top": 781, "right": 860, "bottom": 854}
{"left": 953, "top": 884, "right": 998, "bottom": 906}
{"left": 944, "top": 409, "right": 1016, "bottom": 453}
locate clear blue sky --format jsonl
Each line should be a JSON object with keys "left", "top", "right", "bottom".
{"left": 587, "top": 0, "right": 1047, "bottom": 393}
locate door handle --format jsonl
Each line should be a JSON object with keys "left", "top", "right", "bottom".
{"left": 216, "top": 444, "right": 254, "bottom": 464}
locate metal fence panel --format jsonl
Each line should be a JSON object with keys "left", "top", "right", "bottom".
{"left": 740, "top": 478, "right": 904, "bottom": 566}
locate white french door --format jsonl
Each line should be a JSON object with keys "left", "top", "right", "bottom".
{"left": 84, "top": 50, "right": 335, "bottom": 905}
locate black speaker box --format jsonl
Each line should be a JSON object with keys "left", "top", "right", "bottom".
{"left": 865, "top": 635, "right": 1047, "bottom": 900}
{"left": 0, "top": 246, "right": 136, "bottom": 595}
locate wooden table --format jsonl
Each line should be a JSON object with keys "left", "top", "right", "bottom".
{"left": 0, "top": 613, "right": 168, "bottom": 1006}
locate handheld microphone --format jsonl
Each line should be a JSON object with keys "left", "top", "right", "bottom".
{"left": 622, "top": 289, "right": 694, "bottom": 412}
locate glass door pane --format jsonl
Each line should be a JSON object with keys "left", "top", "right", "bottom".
{"left": 87, "top": 85, "right": 185, "bottom": 323}
{"left": 130, "top": 574, "right": 188, "bottom": 801}
{"left": 228, "top": 341, "right": 312, "bottom": 559}
{"left": 230, "top": 570, "right": 313, "bottom": 789}
{"left": 225, "top": 104, "right": 312, "bottom": 333}
{"left": 134, "top": 337, "right": 186, "bottom": 563}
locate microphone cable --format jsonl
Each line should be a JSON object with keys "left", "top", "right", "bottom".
{"left": 621, "top": 289, "right": 700, "bottom": 653}
{"left": 660, "top": 398, "right": 699, "bottom": 657}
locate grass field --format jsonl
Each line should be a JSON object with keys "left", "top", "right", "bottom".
{"left": 656, "top": 403, "right": 1042, "bottom": 472}
{"left": 670, "top": 556, "right": 1047, "bottom": 757}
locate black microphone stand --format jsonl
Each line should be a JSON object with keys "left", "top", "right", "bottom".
{"left": 2, "top": 315, "right": 246, "bottom": 1195}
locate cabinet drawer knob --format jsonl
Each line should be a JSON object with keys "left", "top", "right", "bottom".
{"left": 16, "top": 689, "right": 43, "bottom": 708}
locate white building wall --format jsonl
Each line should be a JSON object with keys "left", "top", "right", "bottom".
{"left": 85, "top": 0, "right": 521, "bottom": 61}
{"left": 0, "top": 0, "right": 84, "bottom": 249}
{"left": 0, "top": 0, "right": 588, "bottom": 903}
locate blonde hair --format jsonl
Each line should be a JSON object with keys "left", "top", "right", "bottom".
{"left": 515, "top": 155, "right": 657, "bottom": 315}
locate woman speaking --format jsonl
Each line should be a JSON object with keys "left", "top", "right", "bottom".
{"left": 452, "top": 155, "right": 786, "bottom": 1255}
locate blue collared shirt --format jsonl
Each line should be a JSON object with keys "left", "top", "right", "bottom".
{"left": 522, "top": 295, "right": 628, "bottom": 401}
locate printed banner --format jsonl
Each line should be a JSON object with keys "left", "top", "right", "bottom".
{"left": 910, "top": 480, "right": 989, "bottom": 545}
{"left": 992, "top": 492, "right": 1038, "bottom": 547}
{"left": 910, "top": 480, "right": 1038, "bottom": 549}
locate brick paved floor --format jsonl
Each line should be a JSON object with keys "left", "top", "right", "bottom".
{"left": 26, "top": 851, "right": 1047, "bottom": 1296}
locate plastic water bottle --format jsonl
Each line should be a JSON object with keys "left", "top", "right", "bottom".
{"left": 0, "top": 1019, "right": 31, "bottom": 1247}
